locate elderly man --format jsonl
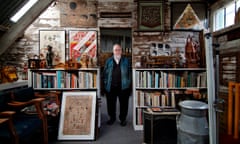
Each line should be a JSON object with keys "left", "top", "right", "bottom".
{"left": 103, "top": 44, "right": 131, "bottom": 126}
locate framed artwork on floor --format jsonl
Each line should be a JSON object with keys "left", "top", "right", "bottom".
{"left": 138, "top": 0, "right": 164, "bottom": 31}
{"left": 39, "top": 30, "right": 66, "bottom": 66}
{"left": 69, "top": 30, "right": 97, "bottom": 62}
{"left": 171, "top": 2, "right": 207, "bottom": 31}
{"left": 58, "top": 91, "right": 96, "bottom": 140}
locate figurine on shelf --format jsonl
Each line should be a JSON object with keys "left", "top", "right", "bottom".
{"left": 40, "top": 59, "right": 47, "bottom": 68}
{"left": 80, "top": 53, "right": 89, "bottom": 68}
{"left": 185, "top": 35, "right": 199, "bottom": 68}
{"left": 175, "top": 48, "right": 186, "bottom": 68}
{"left": 22, "top": 62, "right": 28, "bottom": 80}
{"left": 185, "top": 36, "right": 194, "bottom": 60}
{"left": 46, "top": 45, "right": 54, "bottom": 68}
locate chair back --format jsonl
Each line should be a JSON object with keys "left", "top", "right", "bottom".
{"left": 12, "top": 87, "right": 35, "bottom": 102}
{"left": 0, "top": 92, "right": 11, "bottom": 112}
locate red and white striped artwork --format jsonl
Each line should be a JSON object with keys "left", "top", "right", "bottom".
{"left": 69, "top": 31, "right": 97, "bottom": 62}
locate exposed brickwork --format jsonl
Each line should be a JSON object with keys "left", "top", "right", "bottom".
{"left": 1, "top": 0, "right": 202, "bottom": 77}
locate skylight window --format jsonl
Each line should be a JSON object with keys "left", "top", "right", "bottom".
{"left": 10, "top": 0, "right": 38, "bottom": 22}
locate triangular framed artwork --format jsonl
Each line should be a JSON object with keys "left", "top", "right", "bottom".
{"left": 171, "top": 2, "right": 207, "bottom": 31}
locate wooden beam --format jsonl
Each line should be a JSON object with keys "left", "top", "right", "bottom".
{"left": 0, "top": 25, "right": 9, "bottom": 31}
{"left": 0, "top": 0, "right": 55, "bottom": 55}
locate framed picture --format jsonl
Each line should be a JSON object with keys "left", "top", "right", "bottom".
{"left": 171, "top": 2, "right": 207, "bottom": 31}
{"left": 138, "top": 1, "right": 164, "bottom": 31}
{"left": 58, "top": 91, "right": 96, "bottom": 140}
{"left": 69, "top": 30, "right": 97, "bottom": 62}
{"left": 39, "top": 30, "right": 66, "bottom": 66}
{"left": 28, "top": 59, "right": 40, "bottom": 69}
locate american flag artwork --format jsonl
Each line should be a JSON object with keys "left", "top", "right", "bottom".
{"left": 69, "top": 31, "right": 97, "bottom": 62}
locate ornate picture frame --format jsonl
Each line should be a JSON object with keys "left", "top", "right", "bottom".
{"left": 58, "top": 91, "right": 96, "bottom": 140}
{"left": 138, "top": 1, "right": 164, "bottom": 31}
{"left": 39, "top": 30, "right": 66, "bottom": 66}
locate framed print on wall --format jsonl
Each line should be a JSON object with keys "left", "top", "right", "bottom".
{"left": 69, "top": 30, "right": 97, "bottom": 62}
{"left": 138, "top": 1, "right": 164, "bottom": 31}
{"left": 58, "top": 91, "right": 96, "bottom": 140}
{"left": 39, "top": 30, "right": 66, "bottom": 66}
{"left": 171, "top": 2, "right": 207, "bottom": 31}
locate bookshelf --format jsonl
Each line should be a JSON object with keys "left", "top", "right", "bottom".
{"left": 29, "top": 68, "right": 101, "bottom": 128}
{"left": 132, "top": 68, "right": 207, "bottom": 130}
{"left": 29, "top": 68, "right": 99, "bottom": 91}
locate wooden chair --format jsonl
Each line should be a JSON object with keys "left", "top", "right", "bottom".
{"left": 34, "top": 91, "right": 61, "bottom": 106}
{"left": 34, "top": 91, "right": 61, "bottom": 117}
{"left": 0, "top": 112, "right": 18, "bottom": 144}
{"left": 0, "top": 87, "right": 48, "bottom": 144}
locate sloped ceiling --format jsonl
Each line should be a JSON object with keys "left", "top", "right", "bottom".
{"left": 0, "top": 0, "right": 55, "bottom": 55}
{"left": 0, "top": 0, "right": 218, "bottom": 55}
{"left": 0, "top": 0, "right": 28, "bottom": 34}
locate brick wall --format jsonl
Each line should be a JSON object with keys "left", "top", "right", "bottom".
{"left": 132, "top": 0, "right": 201, "bottom": 68}
{"left": 1, "top": 0, "right": 203, "bottom": 78}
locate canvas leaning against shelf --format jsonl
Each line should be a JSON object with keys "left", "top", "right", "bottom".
{"left": 58, "top": 91, "right": 97, "bottom": 140}
{"left": 28, "top": 68, "right": 101, "bottom": 131}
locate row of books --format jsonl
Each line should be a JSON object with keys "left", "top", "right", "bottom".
{"left": 32, "top": 71, "right": 97, "bottom": 89}
{"left": 136, "top": 89, "right": 208, "bottom": 107}
{"left": 135, "top": 70, "right": 207, "bottom": 88}
{"left": 136, "top": 90, "right": 176, "bottom": 107}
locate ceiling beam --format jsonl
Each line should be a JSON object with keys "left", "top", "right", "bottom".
{"left": 0, "top": 25, "right": 9, "bottom": 31}
{"left": 0, "top": 0, "right": 55, "bottom": 55}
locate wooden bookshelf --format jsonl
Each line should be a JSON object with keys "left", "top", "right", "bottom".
{"left": 132, "top": 68, "right": 208, "bottom": 130}
{"left": 29, "top": 68, "right": 99, "bottom": 91}
{"left": 29, "top": 68, "right": 101, "bottom": 128}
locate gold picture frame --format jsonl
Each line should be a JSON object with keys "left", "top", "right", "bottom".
{"left": 58, "top": 91, "right": 96, "bottom": 140}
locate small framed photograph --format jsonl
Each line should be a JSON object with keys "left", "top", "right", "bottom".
{"left": 39, "top": 30, "right": 66, "bottom": 66}
{"left": 58, "top": 91, "right": 96, "bottom": 140}
{"left": 28, "top": 59, "right": 40, "bottom": 69}
{"left": 138, "top": 1, "right": 164, "bottom": 31}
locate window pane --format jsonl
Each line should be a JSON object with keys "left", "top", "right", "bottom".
{"left": 215, "top": 9, "right": 225, "bottom": 31}
{"left": 237, "top": 0, "right": 240, "bottom": 11}
{"left": 226, "top": 3, "right": 235, "bottom": 27}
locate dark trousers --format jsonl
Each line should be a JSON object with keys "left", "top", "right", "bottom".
{"left": 106, "top": 87, "right": 129, "bottom": 122}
